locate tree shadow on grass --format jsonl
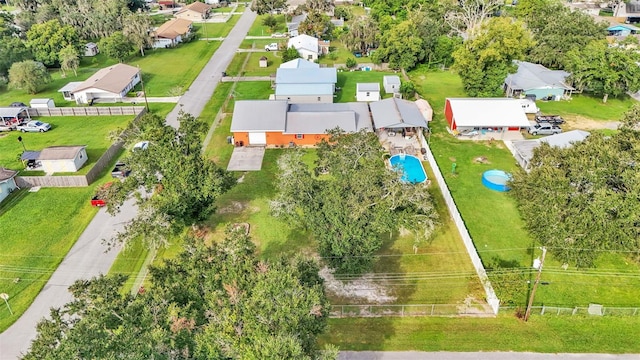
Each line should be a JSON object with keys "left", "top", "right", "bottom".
{"left": 372, "top": 231, "right": 417, "bottom": 304}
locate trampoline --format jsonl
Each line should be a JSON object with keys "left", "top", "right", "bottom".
{"left": 482, "top": 170, "right": 512, "bottom": 192}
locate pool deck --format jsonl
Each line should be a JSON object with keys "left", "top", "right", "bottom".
{"left": 378, "top": 131, "right": 423, "bottom": 157}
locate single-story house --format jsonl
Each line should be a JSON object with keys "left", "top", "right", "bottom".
{"left": 287, "top": 13, "right": 308, "bottom": 37}
{"left": 279, "top": 58, "right": 319, "bottom": 69}
{"left": 288, "top": 34, "right": 319, "bottom": 61}
{"left": 274, "top": 67, "right": 337, "bottom": 103}
{"left": 504, "top": 61, "right": 574, "bottom": 101}
{"left": 69, "top": 64, "right": 141, "bottom": 104}
{"left": 153, "top": 18, "right": 193, "bottom": 48}
{"left": 175, "top": 1, "right": 211, "bottom": 20}
{"left": 38, "top": 145, "right": 88, "bottom": 173}
{"left": 370, "top": 97, "right": 429, "bottom": 131}
{"left": 30, "top": 98, "right": 55, "bottom": 108}
{"left": 230, "top": 100, "right": 372, "bottom": 146}
{"left": 0, "top": 168, "right": 18, "bottom": 204}
{"left": 511, "top": 130, "right": 590, "bottom": 170}
{"left": 383, "top": 75, "right": 401, "bottom": 95}
{"left": 0, "top": 107, "right": 30, "bottom": 126}
{"left": 58, "top": 82, "right": 83, "bottom": 101}
{"left": 444, "top": 98, "right": 530, "bottom": 133}
{"left": 85, "top": 42, "right": 99, "bottom": 57}
{"left": 356, "top": 83, "right": 381, "bottom": 102}
{"left": 607, "top": 23, "right": 639, "bottom": 36}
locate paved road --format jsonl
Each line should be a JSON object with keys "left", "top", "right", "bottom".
{"left": 165, "top": 8, "right": 257, "bottom": 128}
{"left": 0, "top": 198, "right": 138, "bottom": 360}
{"left": 339, "top": 352, "right": 640, "bottom": 360}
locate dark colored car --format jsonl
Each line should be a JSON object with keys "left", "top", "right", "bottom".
{"left": 535, "top": 115, "right": 565, "bottom": 125}
{"left": 9, "top": 102, "right": 27, "bottom": 107}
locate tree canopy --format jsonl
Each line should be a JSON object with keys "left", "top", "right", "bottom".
{"left": 453, "top": 17, "right": 534, "bottom": 96}
{"left": 272, "top": 131, "right": 438, "bottom": 274}
{"left": 565, "top": 40, "right": 640, "bottom": 102}
{"left": 24, "top": 230, "right": 336, "bottom": 360}
{"left": 100, "top": 31, "right": 134, "bottom": 62}
{"left": 25, "top": 19, "right": 80, "bottom": 66}
{"left": 250, "top": 0, "right": 287, "bottom": 15}
{"left": 8, "top": 60, "right": 51, "bottom": 94}
{"left": 511, "top": 105, "right": 640, "bottom": 267}
{"left": 106, "top": 112, "right": 234, "bottom": 249}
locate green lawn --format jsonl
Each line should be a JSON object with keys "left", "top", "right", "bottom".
{"left": 225, "top": 51, "right": 281, "bottom": 76}
{"left": 0, "top": 115, "right": 132, "bottom": 172}
{"left": 239, "top": 38, "right": 284, "bottom": 49}
{"left": 537, "top": 94, "right": 634, "bottom": 122}
{"left": 247, "top": 14, "right": 288, "bottom": 36}
{"left": 318, "top": 40, "right": 372, "bottom": 66}
{"left": 322, "top": 315, "right": 640, "bottom": 353}
{"left": 411, "top": 69, "right": 640, "bottom": 307}
{"left": 0, "top": 187, "right": 101, "bottom": 331}
{"left": 335, "top": 71, "right": 397, "bottom": 103}
{"left": 192, "top": 15, "right": 240, "bottom": 38}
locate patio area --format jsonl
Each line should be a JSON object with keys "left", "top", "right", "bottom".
{"left": 378, "top": 129, "right": 423, "bottom": 157}
{"left": 453, "top": 128, "right": 525, "bottom": 141}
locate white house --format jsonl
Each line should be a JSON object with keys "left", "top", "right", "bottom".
{"left": 30, "top": 98, "right": 55, "bottom": 108}
{"left": 0, "top": 168, "right": 18, "bottom": 204}
{"left": 153, "top": 18, "right": 193, "bottom": 49}
{"left": 84, "top": 42, "right": 99, "bottom": 57}
{"left": 287, "top": 34, "right": 319, "bottom": 61}
{"left": 511, "top": 130, "right": 590, "bottom": 170}
{"left": 356, "top": 83, "right": 381, "bottom": 102}
{"left": 38, "top": 146, "right": 88, "bottom": 173}
{"left": 69, "top": 64, "right": 141, "bottom": 104}
{"left": 279, "top": 58, "right": 319, "bottom": 69}
{"left": 383, "top": 75, "right": 401, "bottom": 95}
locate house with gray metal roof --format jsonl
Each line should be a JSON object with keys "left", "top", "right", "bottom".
{"left": 510, "top": 130, "right": 590, "bottom": 170}
{"left": 230, "top": 100, "right": 372, "bottom": 147}
{"left": 279, "top": 58, "right": 319, "bottom": 69}
{"left": 274, "top": 67, "right": 337, "bottom": 103}
{"left": 370, "top": 98, "right": 429, "bottom": 129}
{"left": 505, "top": 61, "right": 574, "bottom": 101}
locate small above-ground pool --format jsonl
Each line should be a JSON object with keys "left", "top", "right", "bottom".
{"left": 482, "top": 170, "right": 512, "bottom": 192}
{"left": 389, "top": 154, "right": 427, "bottom": 184}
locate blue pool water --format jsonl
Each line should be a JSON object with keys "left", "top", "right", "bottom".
{"left": 482, "top": 170, "right": 512, "bottom": 192}
{"left": 389, "top": 154, "right": 427, "bottom": 184}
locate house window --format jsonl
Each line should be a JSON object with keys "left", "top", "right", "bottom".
{"left": 308, "top": 55, "right": 313, "bottom": 60}
{"left": 317, "top": 97, "right": 321, "bottom": 101}
{"left": 296, "top": 134, "right": 303, "bottom": 139}
{"left": 366, "top": 92, "right": 370, "bottom": 96}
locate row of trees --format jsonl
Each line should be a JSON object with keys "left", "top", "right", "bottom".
{"left": 272, "top": 130, "right": 438, "bottom": 274}
{"left": 511, "top": 106, "right": 640, "bottom": 267}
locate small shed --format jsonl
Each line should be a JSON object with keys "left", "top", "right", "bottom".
{"left": 356, "top": 83, "right": 381, "bottom": 102}
{"left": 85, "top": 42, "right": 99, "bottom": 57}
{"left": 259, "top": 56, "right": 268, "bottom": 68}
{"left": 0, "top": 168, "right": 18, "bottom": 204}
{"left": 38, "top": 145, "right": 88, "bottom": 173}
{"left": 30, "top": 98, "right": 55, "bottom": 109}
{"left": 383, "top": 75, "right": 401, "bottom": 94}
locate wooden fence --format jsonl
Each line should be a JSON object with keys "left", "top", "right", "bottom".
{"left": 15, "top": 108, "right": 147, "bottom": 188}
{"left": 27, "top": 106, "right": 145, "bottom": 117}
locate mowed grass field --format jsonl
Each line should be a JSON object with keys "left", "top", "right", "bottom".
{"left": 0, "top": 115, "right": 132, "bottom": 172}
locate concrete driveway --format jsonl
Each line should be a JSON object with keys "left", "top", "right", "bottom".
{"left": 227, "top": 146, "right": 265, "bottom": 171}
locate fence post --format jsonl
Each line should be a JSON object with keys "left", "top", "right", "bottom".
{"left": 401, "top": 305, "right": 404, "bottom": 317}
{"left": 431, "top": 304, "right": 434, "bottom": 316}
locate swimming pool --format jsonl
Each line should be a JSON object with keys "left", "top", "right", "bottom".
{"left": 389, "top": 154, "right": 427, "bottom": 184}
{"left": 482, "top": 169, "right": 512, "bottom": 192}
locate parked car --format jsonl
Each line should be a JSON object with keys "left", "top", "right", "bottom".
{"left": 264, "top": 43, "right": 279, "bottom": 51}
{"left": 529, "top": 123, "right": 562, "bottom": 135}
{"left": 111, "top": 162, "right": 131, "bottom": 179}
{"left": 535, "top": 114, "right": 565, "bottom": 125}
{"left": 132, "top": 141, "right": 149, "bottom": 151}
{"left": 91, "top": 182, "right": 113, "bottom": 207}
{"left": 271, "top": 32, "right": 287, "bottom": 38}
{"left": 16, "top": 120, "right": 51, "bottom": 132}
{"left": 9, "top": 102, "right": 27, "bottom": 107}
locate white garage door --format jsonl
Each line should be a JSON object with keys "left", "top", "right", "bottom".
{"left": 248, "top": 132, "right": 267, "bottom": 145}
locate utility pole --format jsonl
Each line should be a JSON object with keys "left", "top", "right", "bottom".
{"left": 138, "top": 66, "right": 150, "bottom": 111}
{"left": 524, "top": 246, "right": 547, "bottom": 322}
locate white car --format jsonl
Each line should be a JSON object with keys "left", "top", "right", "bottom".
{"left": 17, "top": 120, "right": 51, "bottom": 132}
{"left": 264, "top": 43, "right": 279, "bottom": 51}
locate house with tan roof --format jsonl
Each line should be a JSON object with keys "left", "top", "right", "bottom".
{"left": 175, "top": 1, "right": 211, "bottom": 20}
{"left": 38, "top": 145, "right": 88, "bottom": 173}
{"left": 153, "top": 18, "right": 193, "bottom": 48}
{"left": 65, "top": 64, "right": 141, "bottom": 104}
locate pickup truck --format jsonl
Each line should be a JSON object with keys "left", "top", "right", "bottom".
{"left": 111, "top": 162, "right": 131, "bottom": 179}
{"left": 264, "top": 43, "right": 279, "bottom": 51}
{"left": 528, "top": 123, "right": 562, "bottom": 136}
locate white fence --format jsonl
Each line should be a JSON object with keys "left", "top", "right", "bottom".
{"left": 419, "top": 132, "right": 501, "bottom": 314}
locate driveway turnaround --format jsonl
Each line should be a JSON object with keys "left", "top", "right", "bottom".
{"left": 165, "top": 8, "right": 258, "bottom": 128}
{"left": 227, "top": 146, "right": 266, "bottom": 171}
{"left": 0, "top": 199, "right": 137, "bottom": 360}
{"left": 339, "top": 352, "right": 640, "bottom": 360}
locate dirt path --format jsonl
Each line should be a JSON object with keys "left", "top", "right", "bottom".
{"left": 562, "top": 115, "right": 619, "bottom": 131}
